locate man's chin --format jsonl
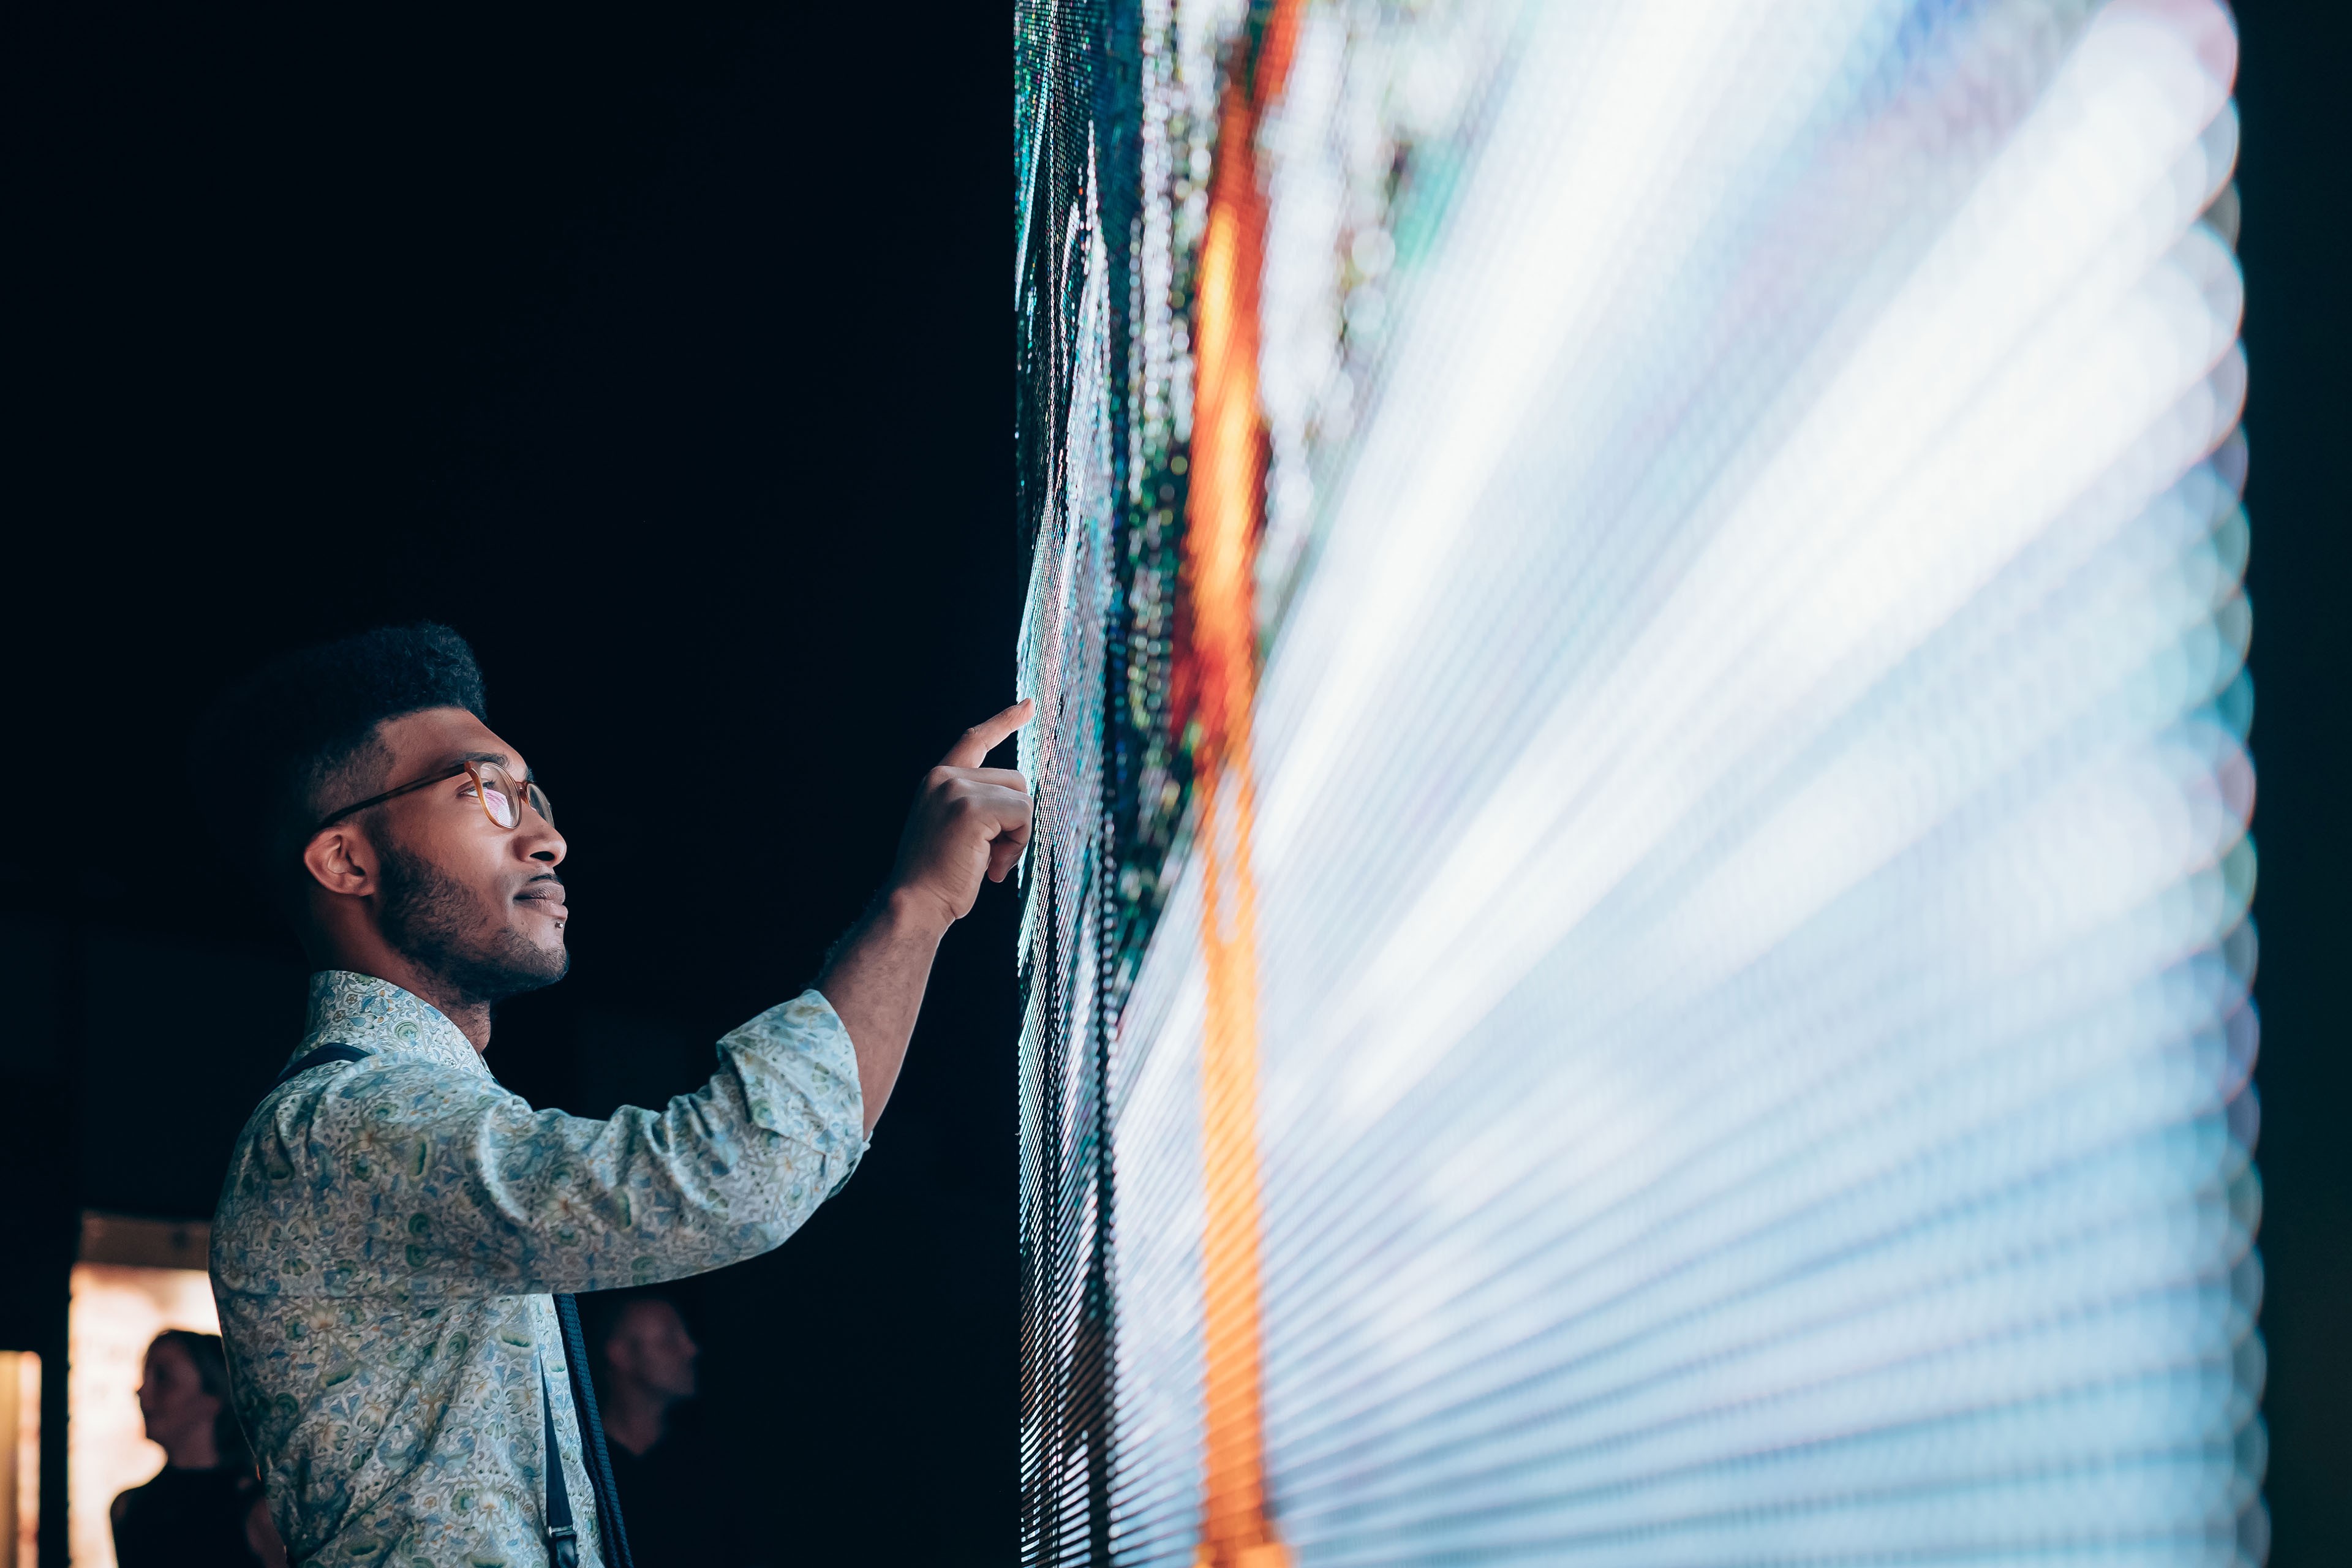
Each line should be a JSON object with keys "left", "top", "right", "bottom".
{"left": 439, "top": 932, "right": 569, "bottom": 1006}
{"left": 508, "top": 937, "right": 571, "bottom": 990}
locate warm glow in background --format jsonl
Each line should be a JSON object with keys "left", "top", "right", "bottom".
{"left": 0, "top": 1352, "right": 38, "bottom": 1568}
{"left": 67, "top": 1262, "right": 218, "bottom": 1568}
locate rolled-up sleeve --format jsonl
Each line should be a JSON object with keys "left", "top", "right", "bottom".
{"left": 249, "top": 990, "right": 867, "bottom": 1297}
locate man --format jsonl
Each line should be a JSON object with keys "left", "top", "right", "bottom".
{"left": 199, "top": 624, "right": 1031, "bottom": 1567}
{"left": 589, "top": 1296, "right": 699, "bottom": 1465}
{"left": 581, "top": 1296, "right": 731, "bottom": 1565}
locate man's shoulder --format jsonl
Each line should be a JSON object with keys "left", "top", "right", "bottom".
{"left": 229, "top": 1049, "right": 389, "bottom": 1165}
{"left": 213, "top": 1046, "right": 503, "bottom": 1243}
{"left": 245, "top": 1041, "right": 499, "bottom": 1133}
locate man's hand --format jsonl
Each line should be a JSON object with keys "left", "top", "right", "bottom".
{"left": 816, "top": 699, "right": 1035, "bottom": 1134}
{"left": 887, "top": 699, "right": 1036, "bottom": 929}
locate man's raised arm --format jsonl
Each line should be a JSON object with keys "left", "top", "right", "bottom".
{"left": 818, "top": 699, "right": 1035, "bottom": 1134}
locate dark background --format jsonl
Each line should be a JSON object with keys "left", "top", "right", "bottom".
{"left": 4, "top": 3, "right": 2345, "bottom": 1565}
{"left": 2231, "top": 2, "right": 2352, "bottom": 1558}
{"left": 5, "top": 7, "right": 1014, "bottom": 1564}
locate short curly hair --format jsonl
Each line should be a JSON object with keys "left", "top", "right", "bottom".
{"left": 190, "top": 622, "right": 489, "bottom": 907}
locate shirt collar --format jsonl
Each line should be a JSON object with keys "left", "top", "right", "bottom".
{"left": 294, "top": 970, "right": 489, "bottom": 1079}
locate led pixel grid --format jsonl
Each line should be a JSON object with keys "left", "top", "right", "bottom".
{"left": 1015, "top": 1, "right": 2259, "bottom": 1562}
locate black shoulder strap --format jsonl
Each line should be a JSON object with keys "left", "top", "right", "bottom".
{"left": 540, "top": 1365, "right": 581, "bottom": 1567}
{"left": 555, "top": 1293, "right": 635, "bottom": 1568}
{"left": 271, "top": 1042, "right": 373, "bottom": 1090}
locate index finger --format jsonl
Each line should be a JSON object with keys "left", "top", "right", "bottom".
{"left": 941, "top": 698, "right": 1036, "bottom": 769}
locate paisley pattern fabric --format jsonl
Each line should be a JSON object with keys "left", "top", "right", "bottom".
{"left": 211, "top": 971, "right": 865, "bottom": 1567}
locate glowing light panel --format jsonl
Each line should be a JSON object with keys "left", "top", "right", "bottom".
{"left": 1016, "top": 0, "right": 2260, "bottom": 1561}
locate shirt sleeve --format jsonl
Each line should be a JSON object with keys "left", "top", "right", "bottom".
{"left": 227, "top": 990, "right": 868, "bottom": 1297}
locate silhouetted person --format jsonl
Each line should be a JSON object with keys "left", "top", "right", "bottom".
{"left": 590, "top": 1295, "right": 762, "bottom": 1565}
{"left": 595, "top": 1297, "right": 698, "bottom": 1460}
{"left": 111, "top": 1331, "right": 288, "bottom": 1568}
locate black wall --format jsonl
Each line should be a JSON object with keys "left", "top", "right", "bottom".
{"left": 2236, "top": 2, "right": 2352, "bottom": 1559}
{"left": 9, "top": 7, "right": 1015, "bottom": 1562}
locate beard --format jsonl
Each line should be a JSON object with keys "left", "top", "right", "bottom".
{"left": 377, "top": 840, "right": 569, "bottom": 1006}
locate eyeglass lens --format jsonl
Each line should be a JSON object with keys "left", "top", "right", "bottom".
{"left": 468, "top": 761, "right": 552, "bottom": 829}
{"left": 475, "top": 764, "right": 522, "bottom": 829}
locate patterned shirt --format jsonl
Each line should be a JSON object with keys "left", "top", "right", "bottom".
{"left": 211, "top": 971, "right": 866, "bottom": 1567}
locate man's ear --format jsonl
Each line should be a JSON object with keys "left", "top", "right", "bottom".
{"left": 301, "top": 825, "right": 380, "bottom": 900}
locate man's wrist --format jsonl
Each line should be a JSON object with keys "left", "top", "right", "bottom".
{"left": 881, "top": 882, "right": 957, "bottom": 943}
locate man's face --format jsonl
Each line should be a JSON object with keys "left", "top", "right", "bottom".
{"left": 341, "top": 707, "right": 570, "bottom": 1004}
{"left": 610, "top": 1299, "right": 699, "bottom": 1401}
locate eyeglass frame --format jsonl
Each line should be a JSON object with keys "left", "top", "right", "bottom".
{"left": 310, "top": 758, "right": 554, "bottom": 837}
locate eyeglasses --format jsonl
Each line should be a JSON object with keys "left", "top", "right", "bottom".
{"left": 312, "top": 758, "right": 554, "bottom": 837}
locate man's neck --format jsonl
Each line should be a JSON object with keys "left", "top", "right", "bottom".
{"left": 600, "top": 1382, "right": 672, "bottom": 1459}
{"left": 319, "top": 950, "right": 493, "bottom": 1053}
{"left": 396, "top": 976, "right": 492, "bottom": 1054}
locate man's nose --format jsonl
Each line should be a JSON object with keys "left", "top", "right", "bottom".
{"left": 519, "top": 815, "right": 567, "bottom": 865}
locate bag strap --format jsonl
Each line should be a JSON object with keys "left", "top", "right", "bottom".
{"left": 555, "top": 1294, "right": 636, "bottom": 1568}
{"left": 271, "top": 1041, "right": 373, "bottom": 1088}
{"left": 540, "top": 1365, "right": 581, "bottom": 1567}
{"left": 260, "top": 1041, "right": 635, "bottom": 1567}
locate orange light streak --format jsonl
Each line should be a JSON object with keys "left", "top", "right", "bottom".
{"left": 1183, "top": 6, "right": 1302, "bottom": 1565}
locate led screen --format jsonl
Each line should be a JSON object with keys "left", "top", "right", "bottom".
{"left": 1014, "top": 1, "right": 2260, "bottom": 1562}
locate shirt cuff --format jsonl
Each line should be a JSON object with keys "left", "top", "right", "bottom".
{"left": 723, "top": 989, "right": 871, "bottom": 1191}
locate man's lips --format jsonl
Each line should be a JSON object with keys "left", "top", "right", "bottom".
{"left": 515, "top": 884, "right": 568, "bottom": 921}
